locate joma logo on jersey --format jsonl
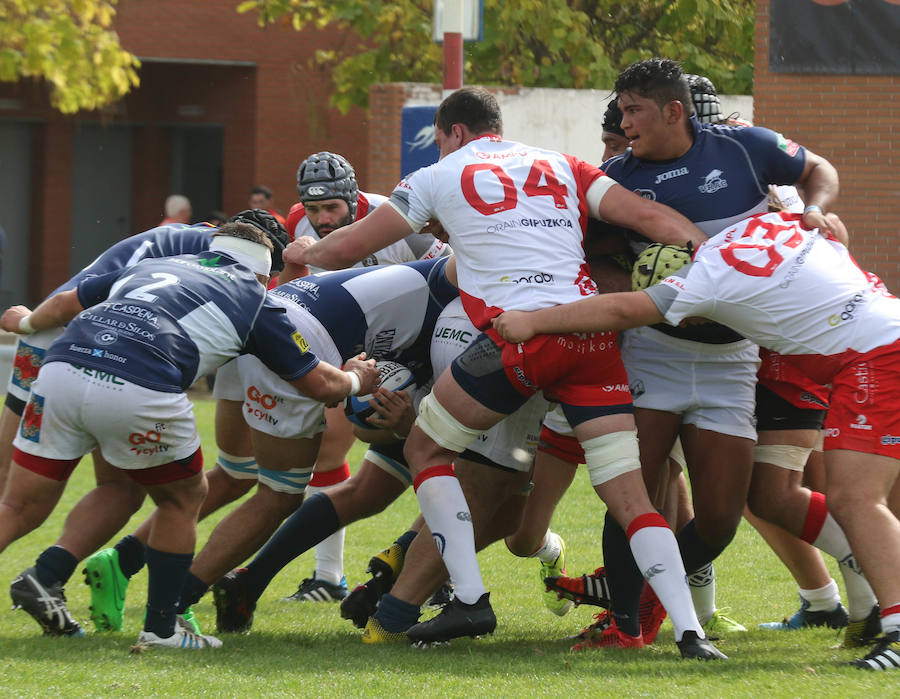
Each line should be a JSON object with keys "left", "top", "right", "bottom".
{"left": 654, "top": 167, "right": 689, "bottom": 184}
{"left": 698, "top": 169, "right": 727, "bottom": 194}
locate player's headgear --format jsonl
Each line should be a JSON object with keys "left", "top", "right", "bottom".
{"left": 228, "top": 209, "right": 289, "bottom": 273}
{"left": 602, "top": 98, "right": 625, "bottom": 137}
{"left": 632, "top": 243, "right": 694, "bottom": 291}
{"left": 685, "top": 74, "right": 723, "bottom": 124}
{"left": 296, "top": 151, "right": 359, "bottom": 221}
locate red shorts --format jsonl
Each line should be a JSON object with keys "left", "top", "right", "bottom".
{"left": 824, "top": 343, "right": 900, "bottom": 458}
{"left": 495, "top": 329, "right": 631, "bottom": 407}
{"left": 758, "top": 349, "right": 830, "bottom": 410}
{"left": 537, "top": 425, "right": 585, "bottom": 465}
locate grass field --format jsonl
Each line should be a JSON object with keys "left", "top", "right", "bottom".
{"left": 0, "top": 397, "right": 890, "bottom": 697}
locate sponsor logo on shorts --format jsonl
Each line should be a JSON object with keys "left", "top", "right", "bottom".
{"left": 880, "top": 435, "right": 900, "bottom": 446}
{"left": 655, "top": 167, "right": 689, "bottom": 184}
{"left": 828, "top": 293, "right": 865, "bottom": 326}
{"left": 20, "top": 393, "right": 44, "bottom": 443}
{"left": 13, "top": 343, "right": 44, "bottom": 390}
{"left": 853, "top": 363, "right": 870, "bottom": 404}
{"left": 434, "top": 326, "right": 473, "bottom": 345}
{"left": 698, "top": 169, "right": 727, "bottom": 194}
{"left": 499, "top": 272, "right": 554, "bottom": 284}
{"left": 824, "top": 427, "right": 840, "bottom": 438}
{"left": 456, "top": 511, "right": 472, "bottom": 522}
{"left": 603, "top": 383, "right": 630, "bottom": 393}
{"left": 630, "top": 380, "right": 645, "bottom": 399}
{"left": 555, "top": 334, "right": 612, "bottom": 354}
{"left": 128, "top": 428, "right": 171, "bottom": 456}
{"left": 245, "top": 386, "right": 281, "bottom": 425}
{"left": 512, "top": 366, "right": 537, "bottom": 390}
{"left": 361, "top": 255, "right": 378, "bottom": 267}
{"left": 71, "top": 365, "right": 125, "bottom": 385}
{"left": 849, "top": 414, "right": 872, "bottom": 431}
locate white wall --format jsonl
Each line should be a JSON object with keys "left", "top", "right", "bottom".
{"left": 402, "top": 84, "right": 753, "bottom": 166}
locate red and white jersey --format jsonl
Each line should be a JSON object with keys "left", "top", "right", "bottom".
{"left": 646, "top": 211, "right": 900, "bottom": 384}
{"left": 286, "top": 191, "right": 448, "bottom": 275}
{"left": 389, "top": 135, "right": 604, "bottom": 330}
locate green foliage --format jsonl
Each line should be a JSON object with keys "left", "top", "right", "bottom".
{"left": 0, "top": 0, "right": 139, "bottom": 113}
{"left": 238, "top": 0, "right": 754, "bottom": 113}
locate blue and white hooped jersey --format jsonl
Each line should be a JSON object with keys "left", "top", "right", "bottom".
{"left": 52, "top": 223, "right": 215, "bottom": 296}
{"left": 44, "top": 252, "right": 317, "bottom": 393}
{"left": 602, "top": 119, "right": 807, "bottom": 241}
{"left": 269, "top": 257, "right": 459, "bottom": 383}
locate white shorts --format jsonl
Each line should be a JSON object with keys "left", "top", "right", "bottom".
{"left": 236, "top": 354, "right": 327, "bottom": 440}
{"left": 6, "top": 329, "right": 63, "bottom": 406}
{"left": 211, "top": 357, "right": 243, "bottom": 401}
{"left": 431, "top": 298, "right": 548, "bottom": 472}
{"left": 13, "top": 361, "right": 201, "bottom": 469}
{"left": 620, "top": 326, "right": 759, "bottom": 441}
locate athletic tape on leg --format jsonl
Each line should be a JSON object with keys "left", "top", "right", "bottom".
{"left": 582, "top": 430, "right": 641, "bottom": 486}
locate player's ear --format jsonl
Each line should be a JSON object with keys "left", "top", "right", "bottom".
{"left": 665, "top": 99, "right": 685, "bottom": 124}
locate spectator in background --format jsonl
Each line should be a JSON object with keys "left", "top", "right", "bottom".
{"left": 249, "top": 185, "right": 286, "bottom": 226}
{"left": 160, "top": 195, "right": 192, "bottom": 225}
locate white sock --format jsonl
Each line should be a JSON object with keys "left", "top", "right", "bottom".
{"left": 532, "top": 530, "right": 562, "bottom": 565}
{"left": 306, "top": 484, "right": 345, "bottom": 584}
{"left": 882, "top": 606, "right": 900, "bottom": 635}
{"left": 629, "top": 516, "right": 703, "bottom": 642}
{"left": 811, "top": 514, "right": 877, "bottom": 621}
{"left": 687, "top": 562, "right": 717, "bottom": 626}
{"left": 799, "top": 578, "right": 841, "bottom": 612}
{"left": 415, "top": 472, "right": 484, "bottom": 604}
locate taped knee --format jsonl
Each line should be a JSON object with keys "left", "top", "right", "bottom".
{"left": 415, "top": 392, "right": 484, "bottom": 453}
{"left": 215, "top": 451, "right": 258, "bottom": 480}
{"left": 582, "top": 430, "right": 640, "bottom": 487}
{"left": 753, "top": 444, "right": 811, "bottom": 472}
{"left": 257, "top": 466, "right": 313, "bottom": 495}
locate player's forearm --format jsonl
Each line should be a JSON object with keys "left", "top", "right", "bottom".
{"left": 291, "top": 363, "right": 359, "bottom": 405}
{"left": 29, "top": 291, "right": 84, "bottom": 331}
{"left": 297, "top": 227, "right": 363, "bottom": 270}
{"left": 533, "top": 292, "right": 663, "bottom": 335}
{"left": 633, "top": 201, "right": 707, "bottom": 249}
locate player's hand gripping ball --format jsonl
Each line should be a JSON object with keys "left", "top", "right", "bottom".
{"left": 345, "top": 360, "right": 416, "bottom": 427}
{"left": 631, "top": 243, "right": 693, "bottom": 291}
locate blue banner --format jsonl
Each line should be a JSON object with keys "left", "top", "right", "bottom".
{"left": 401, "top": 106, "right": 440, "bottom": 178}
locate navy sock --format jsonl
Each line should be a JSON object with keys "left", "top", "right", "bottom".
{"left": 114, "top": 534, "right": 146, "bottom": 579}
{"left": 374, "top": 593, "right": 420, "bottom": 632}
{"left": 176, "top": 572, "right": 210, "bottom": 613}
{"left": 144, "top": 547, "right": 193, "bottom": 638}
{"left": 244, "top": 492, "right": 340, "bottom": 601}
{"left": 602, "top": 512, "right": 643, "bottom": 637}
{"left": 677, "top": 519, "right": 728, "bottom": 574}
{"left": 394, "top": 529, "right": 417, "bottom": 553}
{"left": 35, "top": 546, "right": 78, "bottom": 587}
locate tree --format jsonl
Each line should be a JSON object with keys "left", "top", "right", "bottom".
{"left": 238, "top": 0, "right": 754, "bottom": 113}
{"left": 0, "top": 0, "right": 139, "bottom": 114}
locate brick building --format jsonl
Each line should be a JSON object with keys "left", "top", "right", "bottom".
{"left": 0, "top": 0, "right": 370, "bottom": 305}
{"left": 1, "top": 1, "right": 897, "bottom": 306}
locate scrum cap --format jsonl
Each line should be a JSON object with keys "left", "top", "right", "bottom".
{"left": 227, "top": 209, "right": 289, "bottom": 273}
{"left": 296, "top": 151, "right": 359, "bottom": 221}
{"left": 632, "top": 243, "right": 693, "bottom": 291}
{"left": 685, "top": 74, "right": 723, "bottom": 124}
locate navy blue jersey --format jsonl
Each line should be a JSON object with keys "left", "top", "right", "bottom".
{"left": 602, "top": 119, "right": 807, "bottom": 342}
{"left": 44, "top": 251, "right": 317, "bottom": 392}
{"left": 52, "top": 224, "right": 216, "bottom": 296}
{"left": 270, "top": 257, "right": 459, "bottom": 384}
{"left": 602, "top": 119, "right": 807, "bottom": 240}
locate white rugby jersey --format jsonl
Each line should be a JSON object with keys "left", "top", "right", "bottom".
{"left": 390, "top": 135, "right": 604, "bottom": 329}
{"left": 287, "top": 191, "right": 449, "bottom": 274}
{"left": 646, "top": 212, "right": 900, "bottom": 383}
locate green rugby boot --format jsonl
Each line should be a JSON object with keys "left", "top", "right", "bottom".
{"left": 83, "top": 548, "right": 129, "bottom": 631}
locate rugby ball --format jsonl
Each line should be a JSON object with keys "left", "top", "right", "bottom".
{"left": 345, "top": 360, "right": 417, "bottom": 428}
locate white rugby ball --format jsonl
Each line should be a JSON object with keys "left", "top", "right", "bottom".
{"left": 345, "top": 360, "right": 417, "bottom": 428}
